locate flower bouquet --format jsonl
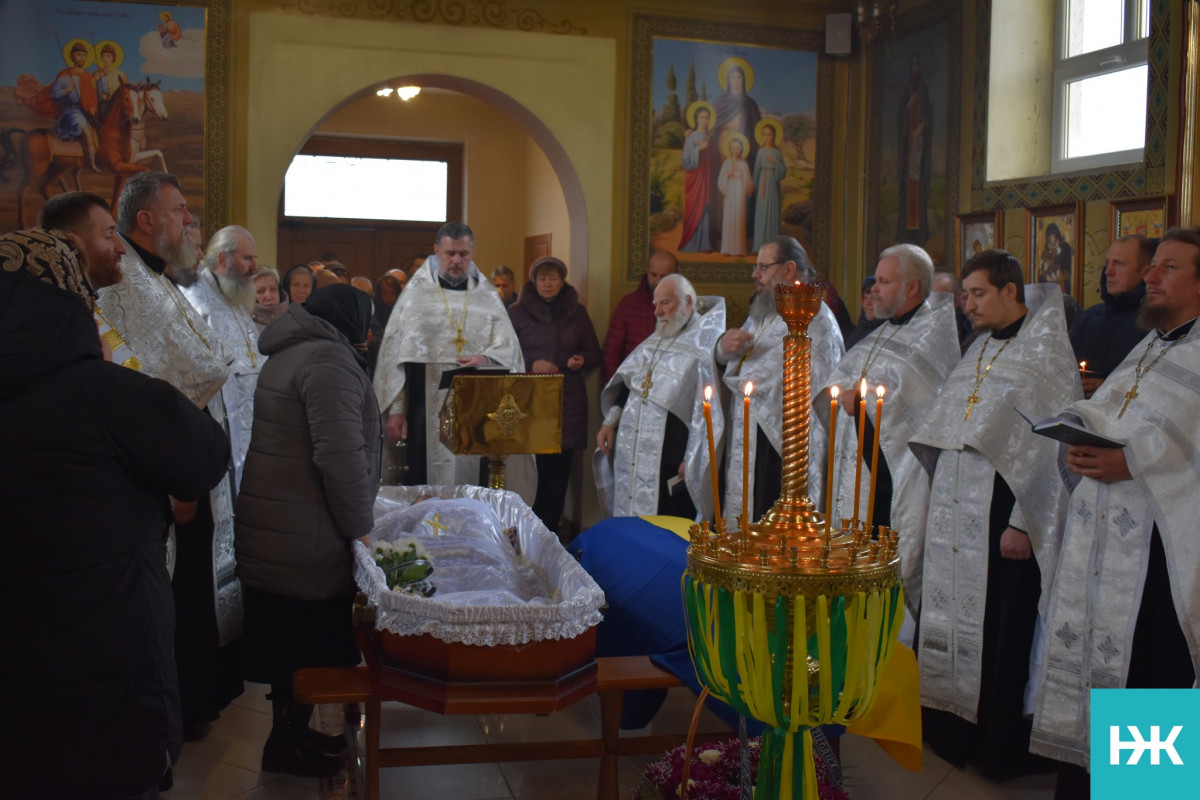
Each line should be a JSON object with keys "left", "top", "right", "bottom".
{"left": 633, "top": 737, "right": 849, "bottom": 800}
{"left": 372, "top": 538, "right": 436, "bottom": 596}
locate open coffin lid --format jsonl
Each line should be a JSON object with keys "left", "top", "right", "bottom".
{"left": 354, "top": 485, "right": 605, "bottom": 650}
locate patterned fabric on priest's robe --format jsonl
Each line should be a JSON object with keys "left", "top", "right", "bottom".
{"left": 815, "top": 293, "right": 961, "bottom": 615}
{"left": 372, "top": 258, "right": 524, "bottom": 487}
{"left": 1030, "top": 325, "right": 1200, "bottom": 769}
{"left": 908, "top": 284, "right": 1080, "bottom": 722}
{"left": 96, "top": 241, "right": 241, "bottom": 645}
{"left": 182, "top": 268, "right": 262, "bottom": 491}
{"left": 597, "top": 298, "right": 726, "bottom": 521}
{"left": 722, "top": 301, "right": 843, "bottom": 524}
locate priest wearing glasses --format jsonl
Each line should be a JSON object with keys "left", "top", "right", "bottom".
{"left": 1031, "top": 228, "right": 1200, "bottom": 800}
{"left": 374, "top": 222, "right": 523, "bottom": 487}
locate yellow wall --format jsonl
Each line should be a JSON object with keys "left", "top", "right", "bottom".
{"left": 524, "top": 137, "right": 572, "bottom": 287}
{"left": 316, "top": 92, "right": 533, "bottom": 275}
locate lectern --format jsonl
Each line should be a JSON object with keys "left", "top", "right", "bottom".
{"left": 440, "top": 373, "right": 564, "bottom": 489}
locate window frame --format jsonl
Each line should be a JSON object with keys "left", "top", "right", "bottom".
{"left": 1049, "top": 0, "right": 1149, "bottom": 174}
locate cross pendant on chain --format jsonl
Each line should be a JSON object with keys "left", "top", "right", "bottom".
{"left": 453, "top": 332, "right": 466, "bottom": 358}
{"left": 640, "top": 372, "right": 653, "bottom": 399}
{"left": 964, "top": 391, "right": 979, "bottom": 421}
{"left": 1119, "top": 383, "right": 1138, "bottom": 418}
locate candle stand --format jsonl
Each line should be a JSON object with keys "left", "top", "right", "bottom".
{"left": 683, "top": 282, "right": 904, "bottom": 799}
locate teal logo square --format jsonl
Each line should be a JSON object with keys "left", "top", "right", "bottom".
{"left": 1091, "top": 688, "right": 1198, "bottom": 796}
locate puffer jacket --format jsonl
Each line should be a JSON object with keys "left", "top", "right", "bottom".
{"left": 508, "top": 281, "right": 602, "bottom": 450}
{"left": 1069, "top": 280, "right": 1147, "bottom": 380}
{"left": 235, "top": 302, "right": 381, "bottom": 600}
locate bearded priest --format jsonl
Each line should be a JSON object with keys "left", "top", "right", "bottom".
{"left": 717, "top": 235, "right": 844, "bottom": 524}
{"left": 596, "top": 273, "right": 726, "bottom": 521}
{"left": 182, "top": 225, "right": 263, "bottom": 490}
{"left": 373, "top": 222, "right": 524, "bottom": 488}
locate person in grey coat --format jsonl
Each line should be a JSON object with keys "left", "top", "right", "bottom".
{"left": 235, "top": 284, "right": 380, "bottom": 778}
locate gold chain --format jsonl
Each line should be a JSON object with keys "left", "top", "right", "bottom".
{"left": 640, "top": 332, "right": 679, "bottom": 399}
{"left": 964, "top": 335, "right": 1013, "bottom": 420}
{"left": 858, "top": 321, "right": 904, "bottom": 384}
{"left": 1119, "top": 333, "right": 1181, "bottom": 418}
{"left": 158, "top": 272, "right": 211, "bottom": 350}
{"left": 225, "top": 296, "right": 258, "bottom": 367}
{"left": 438, "top": 279, "right": 471, "bottom": 358}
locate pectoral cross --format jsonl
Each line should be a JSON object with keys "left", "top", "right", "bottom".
{"left": 453, "top": 331, "right": 467, "bottom": 359}
{"left": 640, "top": 371, "right": 653, "bottom": 399}
{"left": 1119, "top": 383, "right": 1138, "bottom": 418}
{"left": 424, "top": 513, "right": 449, "bottom": 536}
{"left": 964, "top": 390, "right": 979, "bottom": 421}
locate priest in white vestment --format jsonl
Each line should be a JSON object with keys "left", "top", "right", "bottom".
{"left": 596, "top": 273, "right": 726, "bottom": 521}
{"left": 909, "top": 251, "right": 1079, "bottom": 780}
{"left": 816, "top": 244, "right": 960, "bottom": 618}
{"left": 718, "top": 235, "right": 843, "bottom": 524}
{"left": 374, "top": 222, "right": 525, "bottom": 488}
{"left": 96, "top": 171, "right": 244, "bottom": 734}
{"left": 182, "top": 225, "right": 262, "bottom": 490}
{"left": 1030, "top": 230, "right": 1200, "bottom": 796}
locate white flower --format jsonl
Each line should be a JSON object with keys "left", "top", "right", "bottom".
{"left": 698, "top": 749, "right": 721, "bottom": 766}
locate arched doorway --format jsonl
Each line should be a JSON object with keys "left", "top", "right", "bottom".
{"left": 276, "top": 75, "right": 588, "bottom": 300}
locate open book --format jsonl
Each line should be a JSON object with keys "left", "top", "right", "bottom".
{"left": 1015, "top": 408, "right": 1125, "bottom": 449}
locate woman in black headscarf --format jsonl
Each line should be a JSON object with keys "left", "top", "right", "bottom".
{"left": 235, "top": 284, "right": 380, "bottom": 778}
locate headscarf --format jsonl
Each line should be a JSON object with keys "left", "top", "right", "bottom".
{"left": 306, "top": 284, "right": 371, "bottom": 348}
{"left": 0, "top": 228, "right": 95, "bottom": 311}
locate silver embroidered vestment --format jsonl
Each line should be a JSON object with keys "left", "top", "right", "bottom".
{"left": 96, "top": 242, "right": 241, "bottom": 645}
{"left": 182, "top": 269, "right": 262, "bottom": 491}
{"left": 723, "top": 301, "right": 843, "bottom": 523}
{"left": 598, "top": 298, "right": 726, "bottom": 521}
{"left": 372, "top": 259, "right": 524, "bottom": 487}
{"left": 816, "top": 294, "right": 961, "bottom": 614}
{"left": 909, "top": 284, "right": 1080, "bottom": 722}
{"left": 1030, "top": 328, "right": 1200, "bottom": 768}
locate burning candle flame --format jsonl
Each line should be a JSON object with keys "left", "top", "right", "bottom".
{"left": 860, "top": 377, "right": 868, "bottom": 397}
{"left": 831, "top": 385, "right": 840, "bottom": 399}
{"left": 876, "top": 384, "right": 886, "bottom": 399}
{"left": 704, "top": 385, "right": 713, "bottom": 402}
{"left": 744, "top": 381, "right": 754, "bottom": 397}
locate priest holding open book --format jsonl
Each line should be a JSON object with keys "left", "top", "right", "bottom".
{"left": 1030, "top": 227, "right": 1200, "bottom": 800}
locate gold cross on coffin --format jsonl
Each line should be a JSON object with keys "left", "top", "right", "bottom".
{"left": 424, "top": 513, "right": 449, "bottom": 536}
{"left": 964, "top": 390, "right": 980, "bottom": 421}
{"left": 453, "top": 331, "right": 467, "bottom": 358}
{"left": 1119, "top": 383, "right": 1137, "bottom": 418}
{"left": 640, "top": 372, "right": 653, "bottom": 399}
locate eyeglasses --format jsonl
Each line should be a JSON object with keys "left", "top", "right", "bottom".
{"left": 752, "top": 260, "right": 787, "bottom": 275}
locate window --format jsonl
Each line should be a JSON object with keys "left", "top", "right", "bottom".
{"left": 1051, "top": 0, "right": 1151, "bottom": 173}
{"left": 280, "top": 137, "right": 463, "bottom": 226}
{"left": 284, "top": 156, "right": 448, "bottom": 222}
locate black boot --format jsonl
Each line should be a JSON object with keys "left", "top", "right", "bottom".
{"left": 305, "top": 727, "right": 347, "bottom": 757}
{"left": 261, "top": 701, "right": 343, "bottom": 778}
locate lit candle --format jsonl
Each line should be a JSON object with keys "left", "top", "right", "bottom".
{"left": 742, "top": 381, "right": 753, "bottom": 525}
{"left": 702, "top": 385, "right": 722, "bottom": 525}
{"left": 1079, "top": 360, "right": 1088, "bottom": 375}
{"left": 866, "top": 385, "right": 886, "bottom": 528}
{"left": 852, "top": 378, "right": 867, "bottom": 524}
{"left": 825, "top": 386, "right": 840, "bottom": 536}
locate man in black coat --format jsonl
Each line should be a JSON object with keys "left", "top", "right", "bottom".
{"left": 0, "top": 228, "right": 231, "bottom": 799}
{"left": 1069, "top": 235, "right": 1154, "bottom": 397}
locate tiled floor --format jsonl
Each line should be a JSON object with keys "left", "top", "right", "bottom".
{"left": 169, "top": 682, "right": 1057, "bottom": 799}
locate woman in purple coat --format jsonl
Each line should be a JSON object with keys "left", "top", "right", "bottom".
{"left": 508, "top": 256, "right": 602, "bottom": 536}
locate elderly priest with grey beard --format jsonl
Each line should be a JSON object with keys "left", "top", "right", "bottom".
{"left": 596, "top": 273, "right": 725, "bottom": 521}
{"left": 182, "top": 224, "right": 263, "bottom": 490}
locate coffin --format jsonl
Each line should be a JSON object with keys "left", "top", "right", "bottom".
{"left": 354, "top": 485, "right": 605, "bottom": 699}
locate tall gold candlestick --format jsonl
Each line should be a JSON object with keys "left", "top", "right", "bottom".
{"left": 702, "top": 385, "right": 722, "bottom": 525}
{"left": 852, "top": 378, "right": 867, "bottom": 523}
{"left": 742, "top": 381, "right": 753, "bottom": 525}
{"left": 866, "top": 384, "right": 886, "bottom": 528}
{"left": 825, "top": 386, "right": 839, "bottom": 536}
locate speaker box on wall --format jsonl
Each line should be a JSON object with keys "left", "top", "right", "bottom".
{"left": 826, "top": 13, "right": 852, "bottom": 55}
